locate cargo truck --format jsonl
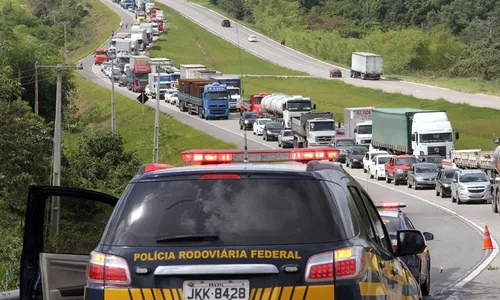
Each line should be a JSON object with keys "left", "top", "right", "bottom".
{"left": 116, "top": 52, "right": 131, "bottom": 73}
{"left": 131, "top": 27, "right": 147, "bottom": 50}
{"left": 209, "top": 75, "right": 241, "bottom": 113}
{"left": 145, "top": 2, "right": 154, "bottom": 13}
{"left": 126, "top": 55, "right": 151, "bottom": 93}
{"left": 180, "top": 64, "right": 207, "bottom": 79}
{"left": 139, "top": 23, "right": 153, "bottom": 43}
{"left": 261, "top": 94, "right": 316, "bottom": 128}
{"left": 240, "top": 93, "right": 267, "bottom": 115}
{"left": 350, "top": 52, "right": 383, "bottom": 80}
{"left": 371, "top": 108, "right": 457, "bottom": 158}
{"left": 442, "top": 138, "right": 500, "bottom": 208}
{"left": 344, "top": 107, "right": 374, "bottom": 146}
{"left": 194, "top": 70, "right": 223, "bottom": 80}
{"left": 178, "top": 79, "right": 230, "bottom": 120}
{"left": 93, "top": 48, "right": 108, "bottom": 65}
{"left": 146, "top": 73, "right": 172, "bottom": 98}
{"left": 291, "top": 112, "right": 336, "bottom": 148}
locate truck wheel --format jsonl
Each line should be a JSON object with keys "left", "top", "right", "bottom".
{"left": 394, "top": 179, "right": 399, "bottom": 186}
{"left": 198, "top": 110, "right": 203, "bottom": 119}
{"left": 386, "top": 173, "right": 392, "bottom": 183}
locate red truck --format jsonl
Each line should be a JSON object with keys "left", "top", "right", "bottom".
{"left": 93, "top": 48, "right": 108, "bottom": 65}
{"left": 149, "top": 6, "right": 161, "bottom": 18}
{"left": 384, "top": 155, "right": 418, "bottom": 185}
{"left": 240, "top": 93, "right": 267, "bottom": 115}
{"left": 127, "top": 56, "right": 151, "bottom": 93}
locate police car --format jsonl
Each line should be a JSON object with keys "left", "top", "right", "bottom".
{"left": 20, "top": 148, "right": 428, "bottom": 300}
{"left": 376, "top": 202, "right": 434, "bottom": 296}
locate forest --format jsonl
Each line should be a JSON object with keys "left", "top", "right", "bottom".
{"left": 0, "top": 0, "right": 139, "bottom": 290}
{"left": 210, "top": 0, "right": 500, "bottom": 80}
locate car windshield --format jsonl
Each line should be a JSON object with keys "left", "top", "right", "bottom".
{"left": 310, "top": 121, "right": 335, "bottom": 131}
{"left": 377, "top": 157, "right": 390, "bottom": 164}
{"left": 95, "top": 51, "right": 107, "bottom": 56}
{"left": 357, "top": 125, "right": 372, "bottom": 134}
{"left": 102, "top": 179, "right": 342, "bottom": 246}
{"left": 381, "top": 216, "right": 400, "bottom": 233}
{"left": 424, "top": 156, "right": 443, "bottom": 163}
{"left": 351, "top": 147, "right": 367, "bottom": 155}
{"left": 415, "top": 165, "right": 438, "bottom": 173}
{"left": 245, "top": 113, "right": 259, "bottom": 119}
{"left": 282, "top": 131, "right": 293, "bottom": 136}
{"left": 460, "top": 173, "right": 488, "bottom": 183}
{"left": 336, "top": 140, "right": 355, "bottom": 147}
{"left": 420, "top": 133, "right": 453, "bottom": 143}
{"left": 253, "top": 97, "right": 263, "bottom": 104}
{"left": 396, "top": 157, "right": 417, "bottom": 165}
{"left": 336, "top": 129, "right": 344, "bottom": 135}
{"left": 443, "top": 170, "right": 457, "bottom": 178}
{"left": 258, "top": 119, "right": 272, "bottom": 125}
{"left": 267, "top": 124, "right": 282, "bottom": 130}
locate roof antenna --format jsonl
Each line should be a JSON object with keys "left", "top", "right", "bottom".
{"left": 243, "top": 130, "right": 249, "bottom": 163}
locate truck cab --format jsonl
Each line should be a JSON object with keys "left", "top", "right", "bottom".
{"left": 354, "top": 120, "right": 372, "bottom": 146}
{"left": 411, "top": 112, "right": 455, "bottom": 158}
{"left": 93, "top": 48, "right": 108, "bottom": 65}
{"left": 291, "top": 112, "right": 337, "bottom": 148}
{"left": 240, "top": 93, "right": 267, "bottom": 115}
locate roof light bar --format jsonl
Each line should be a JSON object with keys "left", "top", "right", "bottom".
{"left": 181, "top": 148, "right": 340, "bottom": 164}
{"left": 139, "top": 163, "right": 176, "bottom": 174}
{"left": 374, "top": 202, "right": 407, "bottom": 209}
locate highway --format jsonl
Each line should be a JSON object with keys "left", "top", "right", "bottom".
{"left": 155, "top": 0, "right": 500, "bottom": 110}
{"left": 78, "top": 1, "right": 498, "bottom": 298}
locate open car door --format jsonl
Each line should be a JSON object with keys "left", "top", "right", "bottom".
{"left": 19, "top": 185, "right": 119, "bottom": 300}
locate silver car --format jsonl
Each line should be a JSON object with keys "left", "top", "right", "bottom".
{"left": 407, "top": 163, "right": 439, "bottom": 190}
{"left": 451, "top": 169, "right": 493, "bottom": 204}
{"left": 278, "top": 129, "right": 293, "bottom": 148}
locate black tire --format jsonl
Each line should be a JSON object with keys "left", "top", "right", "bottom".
{"left": 492, "top": 194, "right": 498, "bottom": 213}
{"left": 452, "top": 194, "right": 456, "bottom": 203}
{"left": 436, "top": 188, "right": 440, "bottom": 196}
{"left": 369, "top": 172, "right": 374, "bottom": 179}
{"left": 457, "top": 196, "right": 462, "bottom": 205}
{"left": 420, "top": 264, "right": 431, "bottom": 296}
{"left": 440, "top": 188, "right": 445, "bottom": 198}
{"left": 386, "top": 173, "right": 391, "bottom": 183}
{"left": 408, "top": 181, "right": 412, "bottom": 189}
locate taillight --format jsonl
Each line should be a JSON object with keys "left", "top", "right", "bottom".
{"left": 391, "top": 238, "right": 398, "bottom": 251}
{"left": 87, "top": 251, "right": 131, "bottom": 287}
{"left": 305, "top": 247, "right": 365, "bottom": 283}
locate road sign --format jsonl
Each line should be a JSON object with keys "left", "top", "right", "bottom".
{"left": 137, "top": 93, "right": 149, "bottom": 104}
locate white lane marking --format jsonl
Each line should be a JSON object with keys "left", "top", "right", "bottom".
{"left": 351, "top": 173, "right": 499, "bottom": 293}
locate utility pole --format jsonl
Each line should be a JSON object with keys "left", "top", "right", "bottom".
{"left": 147, "top": 59, "right": 171, "bottom": 163}
{"left": 35, "top": 61, "right": 39, "bottom": 114}
{"left": 109, "top": 51, "right": 117, "bottom": 134}
{"left": 37, "top": 63, "right": 83, "bottom": 243}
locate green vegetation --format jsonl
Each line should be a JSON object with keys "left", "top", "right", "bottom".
{"left": 149, "top": 3, "right": 306, "bottom": 76}
{"left": 196, "top": 0, "right": 500, "bottom": 96}
{"left": 243, "top": 76, "right": 499, "bottom": 150}
{"left": 67, "top": 73, "right": 237, "bottom": 165}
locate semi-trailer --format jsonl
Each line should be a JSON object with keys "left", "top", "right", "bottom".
{"left": 343, "top": 107, "right": 374, "bottom": 146}
{"left": 178, "top": 79, "right": 230, "bottom": 120}
{"left": 261, "top": 94, "right": 315, "bottom": 128}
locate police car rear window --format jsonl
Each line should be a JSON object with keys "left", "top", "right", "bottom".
{"left": 381, "top": 216, "right": 400, "bottom": 232}
{"left": 104, "top": 178, "right": 341, "bottom": 246}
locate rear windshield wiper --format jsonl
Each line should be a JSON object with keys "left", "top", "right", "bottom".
{"left": 156, "top": 234, "right": 220, "bottom": 243}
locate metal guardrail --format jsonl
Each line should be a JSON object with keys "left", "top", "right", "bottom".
{"left": 0, "top": 289, "right": 19, "bottom": 300}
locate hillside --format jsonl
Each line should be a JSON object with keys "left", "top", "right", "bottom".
{"left": 207, "top": 0, "right": 500, "bottom": 90}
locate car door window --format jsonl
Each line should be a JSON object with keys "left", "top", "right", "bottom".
{"left": 437, "top": 171, "right": 442, "bottom": 179}
{"left": 347, "top": 186, "right": 377, "bottom": 241}
{"left": 404, "top": 217, "right": 415, "bottom": 229}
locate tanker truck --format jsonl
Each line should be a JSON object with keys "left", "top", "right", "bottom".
{"left": 260, "top": 94, "right": 316, "bottom": 128}
{"left": 442, "top": 137, "right": 500, "bottom": 210}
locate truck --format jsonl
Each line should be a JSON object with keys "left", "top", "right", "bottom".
{"left": 261, "top": 94, "right": 316, "bottom": 128}
{"left": 131, "top": 27, "right": 148, "bottom": 50}
{"left": 116, "top": 52, "right": 131, "bottom": 73}
{"left": 371, "top": 108, "right": 457, "bottom": 158}
{"left": 344, "top": 107, "right": 374, "bottom": 146}
{"left": 93, "top": 48, "right": 108, "bottom": 65}
{"left": 146, "top": 73, "right": 172, "bottom": 98}
{"left": 291, "top": 112, "right": 337, "bottom": 148}
{"left": 194, "top": 70, "right": 223, "bottom": 80}
{"left": 121, "top": 0, "right": 133, "bottom": 8}
{"left": 139, "top": 23, "right": 153, "bottom": 43}
{"left": 178, "top": 79, "right": 230, "bottom": 120}
{"left": 180, "top": 64, "right": 207, "bottom": 79}
{"left": 127, "top": 55, "right": 151, "bottom": 93}
{"left": 350, "top": 52, "right": 383, "bottom": 80}
{"left": 156, "top": 10, "right": 164, "bottom": 22}
{"left": 240, "top": 93, "right": 267, "bottom": 115}
{"left": 209, "top": 75, "right": 241, "bottom": 113}
{"left": 150, "top": 6, "right": 161, "bottom": 18}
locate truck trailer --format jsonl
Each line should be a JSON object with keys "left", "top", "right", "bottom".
{"left": 291, "top": 112, "right": 336, "bottom": 148}
{"left": 180, "top": 64, "right": 207, "bottom": 79}
{"left": 350, "top": 52, "right": 383, "bottom": 80}
{"left": 343, "top": 107, "right": 374, "bottom": 146}
{"left": 371, "top": 108, "right": 457, "bottom": 158}
{"left": 178, "top": 79, "right": 230, "bottom": 120}
{"left": 209, "top": 75, "right": 241, "bottom": 112}
{"left": 131, "top": 27, "right": 148, "bottom": 50}
{"left": 127, "top": 55, "right": 151, "bottom": 93}
{"left": 261, "top": 94, "right": 316, "bottom": 128}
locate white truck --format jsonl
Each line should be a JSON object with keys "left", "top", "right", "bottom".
{"left": 193, "top": 70, "right": 223, "bottom": 80}
{"left": 131, "top": 27, "right": 148, "bottom": 50}
{"left": 145, "top": 2, "right": 154, "bottom": 13}
{"left": 344, "top": 107, "right": 374, "bottom": 147}
{"left": 146, "top": 73, "right": 172, "bottom": 98}
{"left": 180, "top": 64, "right": 207, "bottom": 79}
{"left": 291, "top": 112, "right": 337, "bottom": 148}
{"left": 261, "top": 93, "right": 316, "bottom": 128}
{"left": 350, "top": 52, "right": 383, "bottom": 80}
{"left": 139, "top": 23, "right": 153, "bottom": 43}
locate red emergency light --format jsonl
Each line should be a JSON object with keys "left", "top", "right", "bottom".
{"left": 181, "top": 148, "right": 340, "bottom": 164}
{"left": 143, "top": 163, "right": 176, "bottom": 173}
{"left": 374, "top": 202, "right": 407, "bottom": 209}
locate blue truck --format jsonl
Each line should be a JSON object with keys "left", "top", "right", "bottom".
{"left": 178, "top": 79, "right": 230, "bottom": 120}
{"left": 209, "top": 75, "right": 241, "bottom": 112}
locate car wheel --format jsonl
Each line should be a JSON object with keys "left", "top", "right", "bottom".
{"left": 369, "top": 172, "right": 374, "bottom": 179}
{"left": 346, "top": 160, "right": 350, "bottom": 168}
{"left": 386, "top": 173, "right": 391, "bottom": 183}
{"left": 436, "top": 188, "right": 440, "bottom": 196}
{"left": 452, "top": 192, "right": 457, "bottom": 203}
{"left": 407, "top": 181, "right": 412, "bottom": 189}
{"left": 394, "top": 178, "right": 399, "bottom": 185}
{"left": 441, "top": 188, "right": 445, "bottom": 198}
{"left": 240, "top": 124, "right": 243, "bottom": 130}
{"left": 420, "top": 263, "right": 431, "bottom": 296}
{"left": 363, "top": 167, "right": 367, "bottom": 173}
{"left": 457, "top": 196, "right": 462, "bottom": 205}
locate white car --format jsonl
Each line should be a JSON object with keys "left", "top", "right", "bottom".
{"left": 369, "top": 155, "right": 392, "bottom": 180}
{"left": 248, "top": 35, "right": 257, "bottom": 42}
{"left": 170, "top": 92, "right": 179, "bottom": 106}
{"left": 101, "top": 62, "right": 112, "bottom": 73}
{"left": 363, "top": 150, "right": 389, "bottom": 173}
{"left": 103, "top": 66, "right": 112, "bottom": 77}
{"left": 253, "top": 118, "right": 272, "bottom": 135}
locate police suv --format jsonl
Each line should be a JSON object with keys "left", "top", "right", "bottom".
{"left": 19, "top": 147, "right": 427, "bottom": 300}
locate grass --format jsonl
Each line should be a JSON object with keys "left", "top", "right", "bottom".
{"left": 65, "top": 73, "right": 237, "bottom": 165}
{"left": 188, "top": 0, "right": 500, "bottom": 97}
{"left": 149, "top": 3, "right": 306, "bottom": 76}
{"left": 68, "top": 0, "right": 120, "bottom": 64}
{"left": 242, "top": 76, "right": 500, "bottom": 151}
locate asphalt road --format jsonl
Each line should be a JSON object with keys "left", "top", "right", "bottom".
{"left": 80, "top": 1, "right": 491, "bottom": 298}
{"left": 156, "top": 0, "right": 500, "bottom": 110}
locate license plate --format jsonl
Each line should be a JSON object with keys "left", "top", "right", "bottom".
{"left": 183, "top": 280, "right": 250, "bottom": 300}
{"left": 469, "top": 194, "right": 483, "bottom": 198}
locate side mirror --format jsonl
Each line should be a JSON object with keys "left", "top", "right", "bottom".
{"left": 452, "top": 179, "right": 457, "bottom": 183}
{"left": 411, "top": 134, "right": 415, "bottom": 141}
{"left": 313, "top": 104, "right": 317, "bottom": 110}
{"left": 423, "top": 232, "right": 434, "bottom": 241}
{"left": 282, "top": 103, "right": 286, "bottom": 111}
{"left": 455, "top": 132, "right": 460, "bottom": 140}
{"left": 354, "top": 128, "right": 357, "bottom": 133}
{"left": 396, "top": 230, "right": 426, "bottom": 256}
